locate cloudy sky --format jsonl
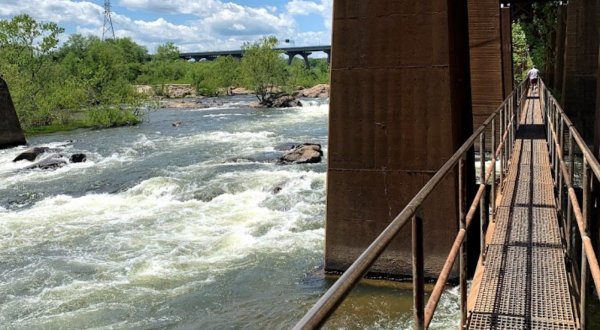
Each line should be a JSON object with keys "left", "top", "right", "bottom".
{"left": 0, "top": 0, "right": 332, "bottom": 53}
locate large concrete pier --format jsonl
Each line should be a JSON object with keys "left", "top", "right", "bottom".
{"left": 0, "top": 77, "right": 26, "bottom": 149}
{"left": 325, "top": 0, "right": 474, "bottom": 278}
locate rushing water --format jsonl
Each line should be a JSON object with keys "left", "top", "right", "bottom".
{"left": 0, "top": 97, "right": 460, "bottom": 329}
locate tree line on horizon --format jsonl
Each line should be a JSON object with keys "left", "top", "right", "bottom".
{"left": 0, "top": 14, "right": 329, "bottom": 134}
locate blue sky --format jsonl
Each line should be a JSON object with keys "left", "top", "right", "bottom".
{"left": 0, "top": 0, "right": 332, "bottom": 53}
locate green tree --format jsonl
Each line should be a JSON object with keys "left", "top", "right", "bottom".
{"left": 241, "top": 36, "right": 287, "bottom": 103}
{"left": 214, "top": 56, "right": 240, "bottom": 95}
{"left": 0, "top": 14, "right": 64, "bottom": 127}
{"left": 0, "top": 14, "right": 63, "bottom": 79}
{"left": 512, "top": 22, "right": 532, "bottom": 84}
{"left": 154, "top": 42, "right": 180, "bottom": 62}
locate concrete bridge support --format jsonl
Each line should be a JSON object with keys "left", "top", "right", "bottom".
{"left": 501, "top": 6, "right": 513, "bottom": 99}
{"left": 554, "top": 4, "right": 567, "bottom": 94}
{"left": 561, "top": 0, "right": 600, "bottom": 143}
{"left": 286, "top": 51, "right": 311, "bottom": 68}
{"left": 325, "top": 0, "right": 474, "bottom": 278}
{"left": 467, "top": 0, "right": 505, "bottom": 147}
{"left": 0, "top": 77, "right": 26, "bottom": 149}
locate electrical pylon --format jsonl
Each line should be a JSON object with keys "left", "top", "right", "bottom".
{"left": 102, "top": 0, "right": 115, "bottom": 41}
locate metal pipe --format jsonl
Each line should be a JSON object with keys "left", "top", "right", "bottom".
{"left": 480, "top": 133, "right": 487, "bottom": 261}
{"left": 581, "top": 158, "right": 590, "bottom": 330}
{"left": 500, "top": 109, "right": 505, "bottom": 187}
{"left": 458, "top": 156, "right": 467, "bottom": 328}
{"left": 559, "top": 118, "right": 564, "bottom": 208}
{"left": 492, "top": 118, "right": 496, "bottom": 223}
{"left": 412, "top": 213, "right": 424, "bottom": 330}
{"left": 567, "top": 131, "right": 574, "bottom": 253}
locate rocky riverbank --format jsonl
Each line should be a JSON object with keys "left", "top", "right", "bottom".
{"left": 136, "top": 84, "right": 330, "bottom": 100}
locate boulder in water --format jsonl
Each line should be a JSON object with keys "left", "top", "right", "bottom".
{"left": 24, "top": 156, "right": 68, "bottom": 170}
{"left": 252, "top": 93, "right": 302, "bottom": 108}
{"left": 70, "top": 153, "right": 87, "bottom": 163}
{"left": 274, "top": 142, "right": 300, "bottom": 151}
{"left": 13, "top": 147, "right": 51, "bottom": 162}
{"left": 23, "top": 153, "right": 87, "bottom": 170}
{"left": 297, "top": 84, "right": 329, "bottom": 98}
{"left": 280, "top": 143, "right": 322, "bottom": 164}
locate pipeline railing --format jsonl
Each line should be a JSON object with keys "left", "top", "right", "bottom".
{"left": 293, "top": 80, "right": 529, "bottom": 330}
{"left": 539, "top": 80, "right": 600, "bottom": 330}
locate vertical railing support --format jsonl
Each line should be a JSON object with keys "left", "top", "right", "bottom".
{"left": 567, "top": 130, "right": 574, "bottom": 253}
{"left": 559, "top": 117, "right": 565, "bottom": 207}
{"left": 412, "top": 212, "right": 424, "bottom": 330}
{"left": 458, "top": 155, "right": 467, "bottom": 328}
{"left": 491, "top": 118, "right": 496, "bottom": 222}
{"left": 508, "top": 103, "right": 512, "bottom": 160}
{"left": 554, "top": 104, "right": 559, "bottom": 184}
{"left": 500, "top": 109, "right": 504, "bottom": 188}
{"left": 581, "top": 158, "right": 590, "bottom": 330}
{"left": 480, "top": 133, "right": 487, "bottom": 261}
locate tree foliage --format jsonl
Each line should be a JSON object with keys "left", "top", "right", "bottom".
{"left": 241, "top": 36, "right": 287, "bottom": 102}
{"left": 513, "top": 2, "right": 561, "bottom": 84}
{"left": 0, "top": 15, "right": 147, "bottom": 130}
{"left": 0, "top": 16, "right": 330, "bottom": 132}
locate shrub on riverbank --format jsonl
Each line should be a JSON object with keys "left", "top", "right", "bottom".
{"left": 0, "top": 15, "right": 330, "bottom": 133}
{"left": 0, "top": 15, "right": 149, "bottom": 132}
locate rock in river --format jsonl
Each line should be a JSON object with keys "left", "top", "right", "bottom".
{"left": 23, "top": 153, "right": 87, "bottom": 170}
{"left": 280, "top": 143, "right": 322, "bottom": 164}
{"left": 13, "top": 147, "right": 51, "bottom": 162}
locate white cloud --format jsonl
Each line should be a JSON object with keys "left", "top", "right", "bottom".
{"left": 0, "top": 0, "right": 103, "bottom": 27}
{"left": 0, "top": 0, "right": 332, "bottom": 53}
{"left": 286, "top": 0, "right": 332, "bottom": 29}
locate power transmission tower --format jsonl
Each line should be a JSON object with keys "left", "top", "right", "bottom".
{"left": 102, "top": 0, "right": 115, "bottom": 41}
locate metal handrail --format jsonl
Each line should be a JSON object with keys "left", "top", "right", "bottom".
{"left": 539, "top": 80, "right": 600, "bottom": 329}
{"left": 293, "top": 80, "right": 528, "bottom": 330}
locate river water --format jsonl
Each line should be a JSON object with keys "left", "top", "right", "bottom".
{"left": 0, "top": 97, "right": 460, "bottom": 330}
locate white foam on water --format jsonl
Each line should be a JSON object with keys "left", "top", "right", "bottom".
{"left": 0, "top": 166, "right": 326, "bottom": 327}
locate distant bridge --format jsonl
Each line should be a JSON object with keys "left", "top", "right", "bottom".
{"left": 179, "top": 45, "right": 331, "bottom": 69}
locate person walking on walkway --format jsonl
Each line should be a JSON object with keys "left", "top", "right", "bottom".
{"left": 527, "top": 65, "right": 540, "bottom": 91}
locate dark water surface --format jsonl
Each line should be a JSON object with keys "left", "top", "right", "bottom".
{"left": 0, "top": 97, "right": 460, "bottom": 329}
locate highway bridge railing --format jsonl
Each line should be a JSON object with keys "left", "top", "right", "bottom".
{"left": 293, "top": 80, "right": 529, "bottom": 330}
{"left": 539, "top": 80, "right": 600, "bottom": 329}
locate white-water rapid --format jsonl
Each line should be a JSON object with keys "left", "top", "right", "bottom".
{"left": 0, "top": 96, "right": 460, "bottom": 329}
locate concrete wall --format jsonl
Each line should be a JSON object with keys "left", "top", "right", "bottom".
{"left": 554, "top": 5, "right": 568, "bottom": 94}
{"left": 562, "top": 0, "right": 600, "bottom": 143}
{"left": 0, "top": 77, "right": 26, "bottom": 149}
{"left": 325, "top": 0, "right": 473, "bottom": 279}
{"left": 468, "top": 0, "right": 504, "bottom": 148}
{"left": 501, "top": 7, "right": 514, "bottom": 99}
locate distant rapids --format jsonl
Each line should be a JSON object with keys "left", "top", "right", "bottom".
{"left": 0, "top": 96, "right": 460, "bottom": 329}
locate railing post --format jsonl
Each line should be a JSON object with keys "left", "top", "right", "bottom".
{"left": 559, "top": 117, "right": 565, "bottom": 207}
{"left": 567, "top": 130, "right": 574, "bottom": 253}
{"left": 554, "top": 104, "right": 559, "bottom": 184}
{"left": 508, "top": 103, "right": 512, "bottom": 160}
{"left": 581, "top": 157, "right": 591, "bottom": 330}
{"left": 458, "top": 155, "right": 467, "bottom": 328}
{"left": 412, "top": 212, "right": 424, "bottom": 330}
{"left": 500, "top": 108, "right": 505, "bottom": 188}
{"left": 547, "top": 98, "right": 551, "bottom": 158}
{"left": 480, "top": 132, "right": 487, "bottom": 262}
{"left": 553, "top": 105, "right": 557, "bottom": 174}
{"left": 491, "top": 118, "right": 496, "bottom": 223}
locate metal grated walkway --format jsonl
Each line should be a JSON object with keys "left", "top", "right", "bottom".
{"left": 469, "top": 94, "right": 578, "bottom": 329}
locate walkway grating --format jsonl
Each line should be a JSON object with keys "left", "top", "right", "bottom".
{"left": 469, "top": 94, "right": 578, "bottom": 329}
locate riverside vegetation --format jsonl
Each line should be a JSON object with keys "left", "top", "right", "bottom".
{"left": 0, "top": 15, "right": 329, "bottom": 135}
